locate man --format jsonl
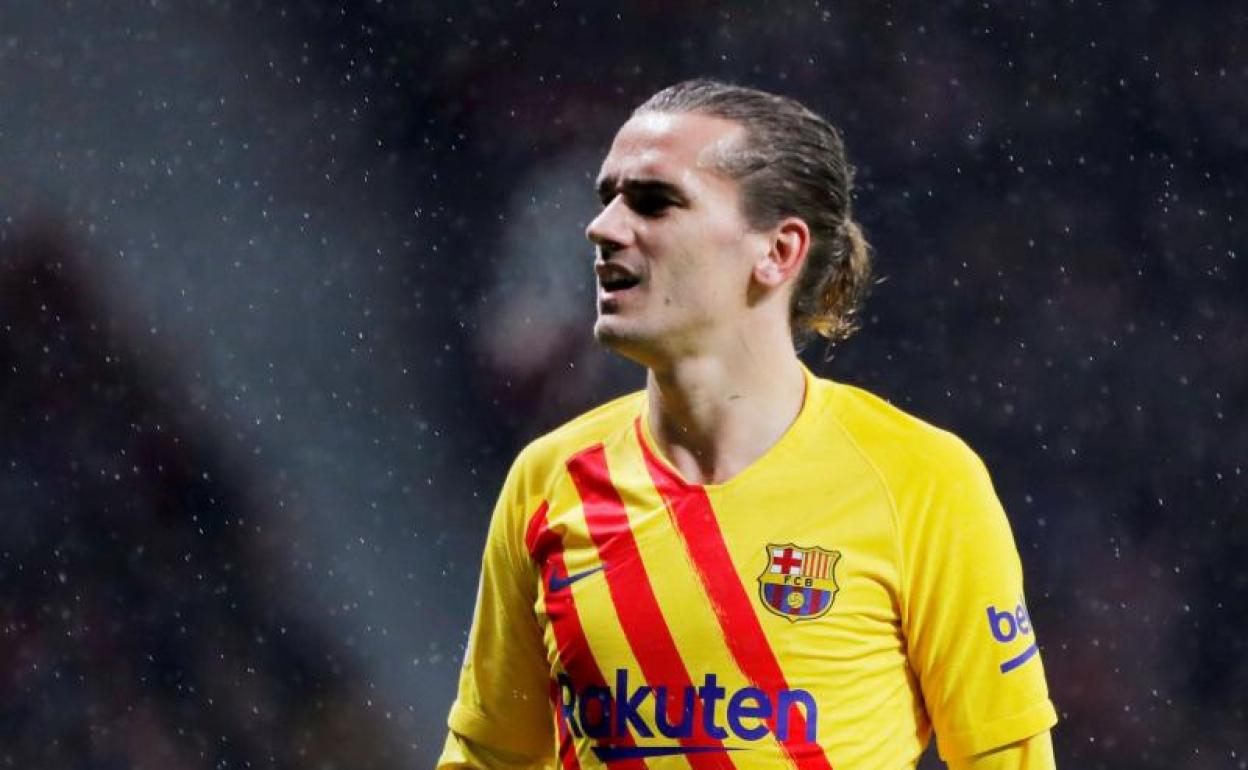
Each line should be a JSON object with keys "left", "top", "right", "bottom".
{"left": 437, "top": 80, "right": 1057, "bottom": 769}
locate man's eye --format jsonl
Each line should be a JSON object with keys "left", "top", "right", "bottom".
{"left": 630, "top": 195, "right": 670, "bottom": 216}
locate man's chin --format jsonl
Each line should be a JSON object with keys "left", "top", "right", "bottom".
{"left": 592, "top": 316, "right": 627, "bottom": 346}
{"left": 593, "top": 317, "right": 652, "bottom": 361}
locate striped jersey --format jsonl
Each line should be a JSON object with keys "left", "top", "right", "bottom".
{"left": 441, "top": 366, "right": 1056, "bottom": 769}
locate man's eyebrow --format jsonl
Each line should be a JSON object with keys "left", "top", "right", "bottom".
{"left": 595, "top": 177, "right": 690, "bottom": 204}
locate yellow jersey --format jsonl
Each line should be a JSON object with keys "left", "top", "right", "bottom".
{"left": 440, "top": 366, "right": 1056, "bottom": 769}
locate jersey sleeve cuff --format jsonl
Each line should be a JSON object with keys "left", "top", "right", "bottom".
{"left": 448, "top": 700, "right": 549, "bottom": 758}
{"left": 936, "top": 699, "right": 1058, "bottom": 759}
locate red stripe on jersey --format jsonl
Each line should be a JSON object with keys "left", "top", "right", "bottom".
{"left": 525, "top": 500, "right": 550, "bottom": 555}
{"left": 567, "top": 446, "right": 738, "bottom": 770}
{"left": 527, "top": 501, "right": 646, "bottom": 770}
{"left": 549, "top": 679, "right": 582, "bottom": 770}
{"left": 638, "top": 421, "right": 836, "bottom": 770}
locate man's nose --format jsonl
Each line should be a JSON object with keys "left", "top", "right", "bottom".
{"left": 585, "top": 197, "right": 633, "bottom": 252}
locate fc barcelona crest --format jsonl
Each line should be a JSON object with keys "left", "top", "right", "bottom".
{"left": 758, "top": 543, "right": 841, "bottom": 622}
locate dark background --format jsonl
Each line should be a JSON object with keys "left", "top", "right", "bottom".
{"left": 1, "top": 2, "right": 1244, "bottom": 768}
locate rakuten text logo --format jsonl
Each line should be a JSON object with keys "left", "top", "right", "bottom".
{"left": 556, "top": 669, "right": 817, "bottom": 760}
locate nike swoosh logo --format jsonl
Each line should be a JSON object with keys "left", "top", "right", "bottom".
{"left": 548, "top": 565, "right": 605, "bottom": 592}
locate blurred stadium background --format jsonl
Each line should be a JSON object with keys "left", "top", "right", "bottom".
{"left": 1, "top": 2, "right": 1244, "bottom": 768}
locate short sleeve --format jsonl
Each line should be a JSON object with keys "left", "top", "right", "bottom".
{"left": 444, "top": 453, "right": 555, "bottom": 761}
{"left": 899, "top": 439, "right": 1057, "bottom": 760}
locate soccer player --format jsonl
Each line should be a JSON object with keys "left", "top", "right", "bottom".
{"left": 437, "top": 80, "right": 1057, "bottom": 769}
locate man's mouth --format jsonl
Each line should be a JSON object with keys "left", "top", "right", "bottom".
{"left": 599, "top": 274, "right": 642, "bottom": 293}
{"left": 595, "top": 263, "right": 643, "bottom": 299}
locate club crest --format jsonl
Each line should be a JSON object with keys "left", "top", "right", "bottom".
{"left": 758, "top": 543, "right": 840, "bottom": 622}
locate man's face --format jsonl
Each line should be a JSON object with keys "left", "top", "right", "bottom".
{"left": 586, "top": 111, "right": 769, "bottom": 364}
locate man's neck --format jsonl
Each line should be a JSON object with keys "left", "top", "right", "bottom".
{"left": 644, "top": 346, "right": 806, "bottom": 486}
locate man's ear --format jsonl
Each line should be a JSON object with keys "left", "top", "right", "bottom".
{"left": 753, "top": 217, "right": 811, "bottom": 288}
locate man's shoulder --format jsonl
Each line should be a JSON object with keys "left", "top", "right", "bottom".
{"left": 821, "top": 378, "right": 984, "bottom": 481}
{"left": 820, "top": 380, "right": 1003, "bottom": 537}
{"left": 514, "top": 389, "right": 647, "bottom": 472}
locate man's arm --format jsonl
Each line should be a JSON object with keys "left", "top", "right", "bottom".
{"left": 896, "top": 435, "right": 1058, "bottom": 760}
{"left": 439, "top": 451, "right": 555, "bottom": 767}
{"left": 949, "top": 730, "right": 1055, "bottom": 770}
